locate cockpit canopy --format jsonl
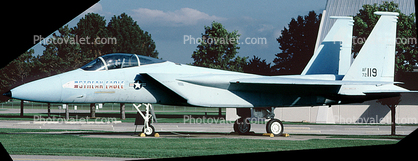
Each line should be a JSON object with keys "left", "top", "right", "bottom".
{"left": 81, "top": 53, "right": 166, "bottom": 71}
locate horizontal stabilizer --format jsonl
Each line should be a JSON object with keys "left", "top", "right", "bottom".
{"left": 363, "top": 84, "right": 417, "bottom": 94}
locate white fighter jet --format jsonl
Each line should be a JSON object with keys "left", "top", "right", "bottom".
{"left": 4, "top": 12, "right": 414, "bottom": 136}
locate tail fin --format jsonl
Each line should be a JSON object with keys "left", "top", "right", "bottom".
{"left": 302, "top": 16, "right": 353, "bottom": 76}
{"left": 343, "top": 12, "right": 398, "bottom": 82}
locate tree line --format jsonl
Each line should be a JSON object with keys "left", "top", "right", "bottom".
{"left": 1, "top": 2, "right": 416, "bottom": 102}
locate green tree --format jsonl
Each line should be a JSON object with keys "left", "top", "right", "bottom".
{"left": 352, "top": 1, "right": 417, "bottom": 72}
{"left": 72, "top": 13, "right": 108, "bottom": 60}
{"left": 192, "top": 21, "right": 247, "bottom": 72}
{"left": 105, "top": 13, "right": 158, "bottom": 58}
{"left": 0, "top": 49, "right": 37, "bottom": 86}
{"left": 38, "top": 25, "right": 82, "bottom": 75}
{"left": 244, "top": 55, "right": 273, "bottom": 75}
{"left": 272, "top": 11, "right": 322, "bottom": 75}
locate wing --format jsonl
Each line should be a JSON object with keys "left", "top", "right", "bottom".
{"left": 139, "top": 73, "right": 188, "bottom": 103}
{"left": 141, "top": 73, "right": 254, "bottom": 107}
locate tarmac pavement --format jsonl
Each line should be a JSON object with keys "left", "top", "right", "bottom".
{"left": 1, "top": 120, "right": 417, "bottom": 136}
{"left": 1, "top": 108, "right": 417, "bottom": 135}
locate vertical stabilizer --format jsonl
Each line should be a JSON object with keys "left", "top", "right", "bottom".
{"left": 343, "top": 12, "right": 398, "bottom": 82}
{"left": 302, "top": 16, "right": 353, "bottom": 76}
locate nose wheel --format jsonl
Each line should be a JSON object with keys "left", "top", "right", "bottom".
{"left": 142, "top": 124, "right": 155, "bottom": 136}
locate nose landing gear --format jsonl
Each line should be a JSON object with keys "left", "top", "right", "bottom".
{"left": 133, "top": 103, "right": 157, "bottom": 136}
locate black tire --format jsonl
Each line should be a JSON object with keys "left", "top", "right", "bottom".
{"left": 142, "top": 124, "right": 155, "bottom": 136}
{"left": 266, "top": 119, "right": 283, "bottom": 135}
{"left": 233, "top": 118, "right": 251, "bottom": 134}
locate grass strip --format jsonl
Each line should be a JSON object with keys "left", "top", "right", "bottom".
{"left": 0, "top": 129, "right": 397, "bottom": 158}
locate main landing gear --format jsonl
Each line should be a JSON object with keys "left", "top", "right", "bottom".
{"left": 233, "top": 107, "right": 284, "bottom": 135}
{"left": 133, "top": 103, "right": 157, "bottom": 136}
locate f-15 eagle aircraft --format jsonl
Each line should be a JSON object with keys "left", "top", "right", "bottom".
{"left": 4, "top": 12, "right": 415, "bottom": 136}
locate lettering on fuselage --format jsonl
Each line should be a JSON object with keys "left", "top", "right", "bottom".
{"left": 62, "top": 80, "right": 124, "bottom": 89}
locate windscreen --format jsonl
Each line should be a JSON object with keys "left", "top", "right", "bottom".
{"left": 80, "top": 58, "right": 106, "bottom": 71}
{"left": 81, "top": 53, "right": 165, "bottom": 71}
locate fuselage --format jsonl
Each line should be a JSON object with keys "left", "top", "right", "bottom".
{"left": 8, "top": 53, "right": 403, "bottom": 108}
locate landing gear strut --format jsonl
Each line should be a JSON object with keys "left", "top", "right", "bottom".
{"left": 133, "top": 103, "right": 156, "bottom": 136}
{"left": 233, "top": 107, "right": 284, "bottom": 135}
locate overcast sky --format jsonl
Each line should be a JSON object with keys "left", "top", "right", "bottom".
{"left": 32, "top": 0, "right": 327, "bottom": 64}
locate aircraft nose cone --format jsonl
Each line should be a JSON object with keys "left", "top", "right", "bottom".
{"left": 10, "top": 75, "right": 62, "bottom": 102}
{"left": 3, "top": 90, "right": 12, "bottom": 97}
